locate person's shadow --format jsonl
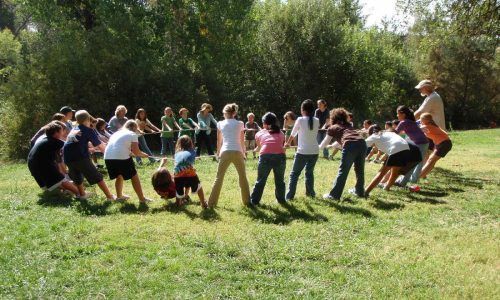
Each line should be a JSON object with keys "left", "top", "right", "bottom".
{"left": 243, "top": 200, "right": 329, "bottom": 225}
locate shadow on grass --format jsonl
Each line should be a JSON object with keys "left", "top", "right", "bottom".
{"left": 150, "top": 202, "right": 220, "bottom": 222}
{"left": 405, "top": 193, "right": 447, "bottom": 204}
{"left": 370, "top": 199, "right": 405, "bottom": 211}
{"left": 243, "top": 201, "right": 328, "bottom": 225}
{"left": 432, "top": 167, "right": 497, "bottom": 189}
{"left": 37, "top": 192, "right": 112, "bottom": 216}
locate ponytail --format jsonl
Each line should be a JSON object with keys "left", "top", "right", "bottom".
{"left": 301, "top": 99, "right": 315, "bottom": 130}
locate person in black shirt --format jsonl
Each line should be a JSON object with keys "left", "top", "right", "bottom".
{"left": 28, "top": 121, "right": 79, "bottom": 196}
{"left": 314, "top": 99, "right": 330, "bottom": 159}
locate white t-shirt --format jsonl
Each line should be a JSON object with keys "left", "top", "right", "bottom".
{"left": 417, "top": 91, "right": 446, "bottom": 130}
{"left": 290, "top": 116, "right": 319, "bottom": 155}
{"left": 104, "top": 129, "right": 139, "bottom": 160}
{"left": 217, "top": 119, "right": 244, "bottom": 153}
{"left": 365, "top": 131, "right": 409, "bottom": 155}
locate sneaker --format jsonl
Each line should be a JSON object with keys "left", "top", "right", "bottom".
{"left": 249, "top": 199, "right": 260, "bottom": 207}
{"left": 409, "top": 185, "right": 421, "bottom": 192}
{"left": 77, "top": 192, "right": 93, "bottom": 200}
{"left": 116, "top": 194, "right": 130, "bottom": 202}
{"left": 140, "top": 197, "right": 153, "bottom": 204}
{"left": 323, "top": 193, "right": 338, "bottom": 200}
{"left": 348, "top": 188, "right": 365, "bottom": 198}
{"left": 106, "top": 195, "right": 117, "bottom": 201}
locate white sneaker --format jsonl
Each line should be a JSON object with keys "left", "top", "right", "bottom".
{"left": 323, "top": 193, "right": 336, "bottom": 200}
{"left": 116, "top": 194, "right": 131, "bottom": 202}
{"left": 140, "top": 198, "right": 153, "bottom": 204}
{"left": 77, "top": 192, "right": 93, "bottom": 200}
{"left": 106, "top": 195, "right": 117, "bottom": 201}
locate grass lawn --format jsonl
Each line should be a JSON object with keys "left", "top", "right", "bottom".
{"left": 1, "top": 129, "right": 499, "bottom": 298}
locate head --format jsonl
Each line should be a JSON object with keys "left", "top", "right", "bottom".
{"left": 415, "top": 79, "right": 434, "bottom": 97}
{"left": 123, "top": 120, "right": 139, "bottom": 133}
{"left": 396, "top": 105, "right": 416, "bottom": 121}
{"left": 59, "top": 106, "right": 74, "bottom": 121}
{"left": 247, "top": 113, "right": 255, "bottom": 123}
{"left": 75, "top": 110, "right": 91, "bottom": 126}
{"left": 222, "top": 103, "right": 238, "bottom": 119}
{"left": 200, "top": 103, "right": 213, "bottom": 115}
{"left": 164, "top": 107, "right": 173, "bottom": 116}
{"left": 152, "top": 168, "right": 175, "bottom": 199}
{"left": 329, "top": 108, "right": 349, "bottom": 126}
{"left": 420, "top": 113, "right": 438, "bottom": 126}
{"left": 135, "top": 108, "right": 147, "bottom": 121}
{"left": 51, "top": 113, "right": 66, "bottom": 122}
{"left": 317, "top": 99, "right": 327, "bottom": 110}
{"left": 89, "top": 116, "right": 98, "bottom": 129}
{"left": 262, "top": 112, "right": 281, "bottom": 134}
{"left": 301, "top": 99, "right": 315, "bottom": 130}
{"left": 45, "top": 121, "right": 65, "bottom": 140}
{"left": 368, "top": 124, "right": 382, "bottom": 136}
{"left": 115, "top": 105, "right": 127, "bottom": 118}
{"left": 392, "top": 119, "right": 399, "bottom": 130}
{"left": 176, "top": 135, "right": 194, "bottom": 152}
{"left": 179, "top": 108, "right": 189, "bottom": 119}
{"left": 384, "top": 121, "right": 392, "bottom": 130}
{"left": 96, "top": 118, "right": 107, "bottom": 131}
{"left": 347, "top": 113, "right": 354, "bottom": 123}
{"left": 284, "top": 111, "right": 296, "bottom": 121}
{"left": 363, "top": 119, "right": 372, "bottom": 129}
{"left": 54, "top": 120, "right": 69, "bottom": 139}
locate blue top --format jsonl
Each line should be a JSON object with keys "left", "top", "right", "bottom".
{"left": 196, "top": 112, "right": 218, "bottom": 135}
{"left": 63, "top": 124, "right": 102, "bottom": 163}
{"left": 174, "top": 149, "right": 197, "bottom": 177}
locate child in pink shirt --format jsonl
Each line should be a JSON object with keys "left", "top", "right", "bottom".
{"left": 250, "top": 112, "right": 286, "bottom": 205}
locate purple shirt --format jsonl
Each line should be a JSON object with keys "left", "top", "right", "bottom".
{"left": 395, "top": 120, "right": 428, "bottom": 145}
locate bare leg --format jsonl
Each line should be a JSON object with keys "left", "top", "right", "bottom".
{"left": 97, "top": 180, "right": 114, "bottom": 199}
{"left": 61, "top": 181, "right": 79, "bottom": 196}
{"left": 115, "top": 176, "right": 124, "bottom": 198}
{"left": 420, "top": 153, "right": 441, "bottom": 179}
{"left": 365, "top": 166, "right": 391, "bottom": 195}
{"left": 76, "top": 184, "right": 85, "bottom": 196}
{"left": 198, "top": 187, "right": 207, "bottom": 208}
{"left": 130, "top": 174, "right": 146, "bottom": 202}
{"left": 384, "top": 167, "right": 401, "bottom": 190}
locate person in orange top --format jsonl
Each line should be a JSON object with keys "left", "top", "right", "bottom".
{"left": 419, "top": 113, "right": 453, "bottom": 179}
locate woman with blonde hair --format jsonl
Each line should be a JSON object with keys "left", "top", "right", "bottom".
{"left": 196, "top": 103, "right": 218, "bottom": 157}
{"left": 208, "top": 103, "right": 250, "bottom": 207}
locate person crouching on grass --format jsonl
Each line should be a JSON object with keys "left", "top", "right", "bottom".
{"left": 364, "top": 125, "right": 422, "bottom": 196}
{"left": 171, "top": 135, "right": 207, "bottom": 208}
{"left": 28, "top": 121, "right": 80, "bottom": 197}
{"left": 63, "top": 110, "right": 115, "bottom": 201}
{"left": 419, "top": 113, "right": 453, "bottom": 179}
{"left": 320, "top": 108, "right": 366, "bottom": 200}
{"left": 104, "top": 120, "right": 153, "bottom": 204}
{"left": 152, "top": 158, "right": 176, "bottom": 200}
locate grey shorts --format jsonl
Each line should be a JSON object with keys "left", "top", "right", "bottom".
{"left": 67, "top": 158, "right": 103, "bottom": 185}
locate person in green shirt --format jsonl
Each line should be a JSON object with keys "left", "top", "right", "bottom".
{"left": 178, "top": 108, "right": 199, "bottom": 139}
{"left": 161, "top": 107, "right": 181, "bottom": 156}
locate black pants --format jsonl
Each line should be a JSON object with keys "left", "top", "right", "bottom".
{"left": 196, "top": 132, "right": 214, "bottom": 156}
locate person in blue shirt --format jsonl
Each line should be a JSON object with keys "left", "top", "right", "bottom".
{"left": 63, "top": 110, "right": 115, "bottom": 201}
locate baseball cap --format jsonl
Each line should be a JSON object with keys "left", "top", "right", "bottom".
{"left": 60, "top": 106, "right": 75, "bottom": 114}
{"left": 415, "top": 80, "right": 433, "bottom": 89}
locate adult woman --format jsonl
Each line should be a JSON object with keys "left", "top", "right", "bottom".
{"left": 108, "top": 105, "right": 128, "bottom": 133}
{"left": 104, "top": 120, "right": 152, "bottom": 203}
{"left": 208, "top": 103, "right": 250, "bottom": 207}
{"left": 196, "top": 103, "right": 218, "bottom": 157}
{"left": 135, "top": 108, "right": 160, "bottom": 165}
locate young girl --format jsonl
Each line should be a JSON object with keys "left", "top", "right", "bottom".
{"left": 196, "top": 103, "right": 218, "bottom": 157}
{"left": 96, "top": 118, "right": 112, "bottom": 144}
{"left": 160, "top": 107, "right": 181, "bottom": 157}
{"left": 315, "top": 99, "right": 330, "bottom": 159}
{"left": 364, "top": 125, "right": 422, "bottom": 196}
{"left": 108, "top": 105, "right": 128, "bottom": 133}
{"left": 285, "top": 99, "right": 319, "bottom": 200}
{"left": 104, "top": 120, "right": 152, "bottom": 203}
{"left": 250, "top": 112, "right": 286, "bottom": 205}
{"left": 320, "top": 108, "right": 366, "bottom": 200}
{"left": 395, "top": 106, "right": 429, "bottom": 187}
{"left": 245, "top": 113, "right": 261, "bottom": 159}
{"left": 208, "top": 103, "right": 250, "bottom": 207}
{"left": 283, "top": 111, "right": 297, "bottom": 147}
{"left": 152, "top": 158, "right": 176, "bottom": 200}
{"left": 172, "top": 135, "right": 207, "bottom": 208}
{"left": 178, "top": 108, "right": 200, "bottom": 139}
{"left": 419, "top": 113, "right": 453, "bottom": 179}
{"left": 135, "top": 108, "right": 160, "bottom": 165}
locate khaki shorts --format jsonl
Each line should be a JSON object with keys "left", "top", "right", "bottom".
{"left": 245, "top": 139, "right": 256, "bottom": 151}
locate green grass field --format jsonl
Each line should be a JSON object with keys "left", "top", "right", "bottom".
{"left": 1, "top": 129, "right": 499, "bottom": 298}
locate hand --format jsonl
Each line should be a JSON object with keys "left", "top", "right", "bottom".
{"left": 284, "top": 142, "right": 290, "bottom": 148}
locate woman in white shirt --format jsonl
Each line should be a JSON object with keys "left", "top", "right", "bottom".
{"left": 104, "top": 120, "right": 152, "bottom": 204}
{"left": 208, "top": 103, "right": 250, "bottom": 207}
{"left": 284, "top": 99, "right": 320, "bottom": 200}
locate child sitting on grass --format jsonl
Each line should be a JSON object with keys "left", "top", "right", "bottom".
{"left": 152, "top": 158, "right": 176, "bottom": 200}
{"left": 63, "top": 110, "right": 116, "bottom": 201}
{"left": 419, "top": 113, "right": 453, "bottom": 179}
{"left": 172, "top": 135, "right": 207, "bottom": 208}
{"left": 28, "top": 121, "right": 80, "bottom": 197}
{"left": 245, "top": 112, "right": 261, "bottom": 159}
{"left": 250, "top": 112, "right": 286, "bottom": 205}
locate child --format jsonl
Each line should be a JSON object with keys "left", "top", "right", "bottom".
{"left": 28, "top": 121, "right": 80, "bottom": 197}
{"left": 250, "top": 112, "right": 286, "bottom": 205}
{"left": 135, "top": 108, "right": 160, "bottom": 165}
{"left": 315, "top": 99, "right": 330, "bottom": 159}
{"left": 385, "top": 121, "right": 393, "bottom": 131}
{"left": 63, "top": 110, "right": 116, "bottom": 200}
{"left": 364, "top": 125, "right": 422, "bottom": 196}
{"left": 283, "top": 111, "right": 297, "bottom": 147}
{"left": 31, "top": 113, "right": 67, "bottom": 148}
{"left": 178, "top": 108, "right": 199, "bottom": 139}
{"left": 394, "top": 106, "right": 429, "bottom": 187}
{"left": 172, "top": 135, "right": 207, "bottom": 208}
{"left": 208, "top": 103, "right": 250, "bottom": 207}
{"left": 245, "top": 113, "right": 261, "bottom": 159}
{"left": 285, "top": 99, "right": 319, "bottom": 200}
{"left": 152, "top": 158, "right": 176, "bottom": 200}
{"left": 196, "top": 103, "right": 218, "bottom": 157}
{"left": 161, "top": 107, "right": 180, "bottom": 157}
{"left": 60, "top": 106, "right": 75, "bottom": 132}
{"left": 108, "top": 105, "right": 128, "bottom": 133}
{"left": 419, "top": 113, "right": 453, "bottom": 179}
{"left": 96, "top": 118, "right": 112, "bottom": 144}
{"left": 320, "top": 108, "right": 366, "bottom": 200}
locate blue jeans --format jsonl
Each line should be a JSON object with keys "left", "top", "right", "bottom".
{"left": 136, "top": 135, "right": 156, "bottom": 163}
{"left": 161, "top": 137, "right": 175, "bottom": 156}
{"left": 250, "top": 154, "right": 286, "bottom": 204}
{"left": 286, "top": 153, "right": 319, "bottom": 200}
{"left": 399, "top": 143, "right": 428, "bottom": 186}
{"left": 317, "top": 131, "right": 329, "bottom": 158}
{"left": 329, "top": 140, "right": 366, "bottom": 199}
